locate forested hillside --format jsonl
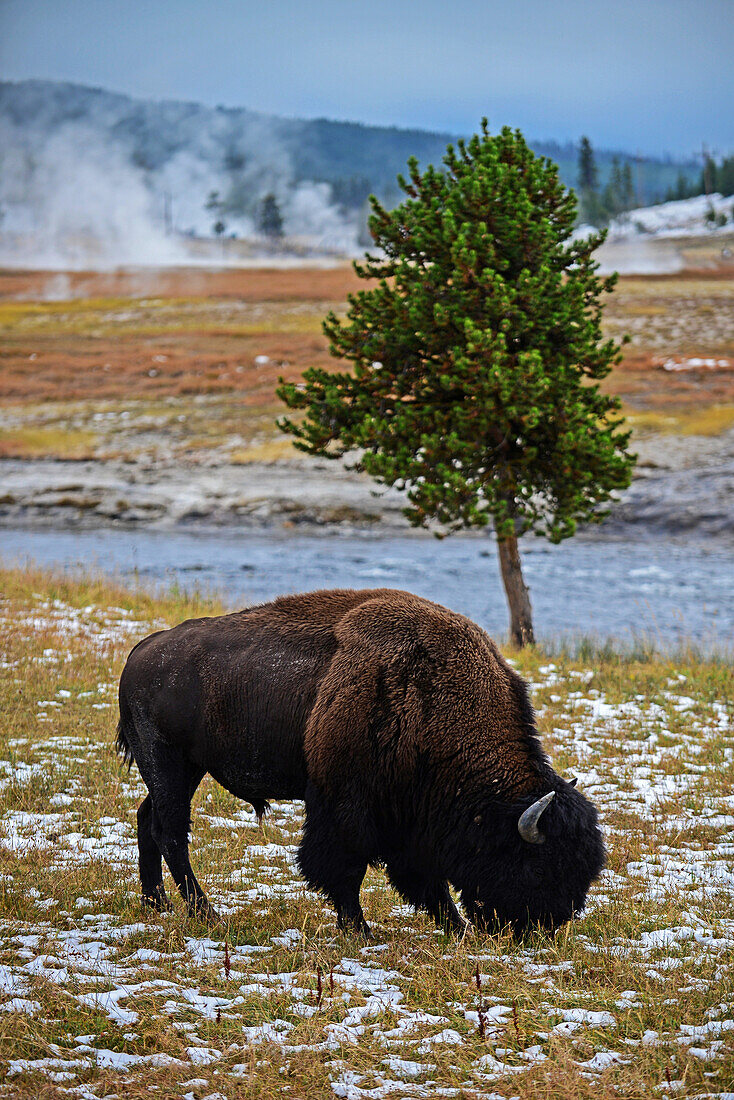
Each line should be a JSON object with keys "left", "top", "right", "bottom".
{"left": 0, "top": 79, "right": 701, "bottom": 262}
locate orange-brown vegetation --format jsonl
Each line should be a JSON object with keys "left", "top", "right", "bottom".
{"left": 1, "top": 263, "right": 733, "bottom": 418}
{"left": 0, "top": 264, "right": 362, "bottom": 303}
{"left": 0, "top": 327, "right": 329, "bottom": 405}
{"left": 0, "top": 266, "right": 363, "bottom": 406}
{"left": 604, "top": 351, "right": 734, "bottom": 410}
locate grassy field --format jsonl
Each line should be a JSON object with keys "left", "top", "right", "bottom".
{"left": 1, "top": 264, "right": 733, "bottom": 465}
{"left": 0, "top": 567, "right": 733, "bottom": 1098}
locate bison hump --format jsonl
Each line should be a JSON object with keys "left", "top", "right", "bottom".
{"left": 334, "top": 591, "right": 487, "bottom": 668}
{"left": 307, "top": 591, "right": 543, "bottom": 801}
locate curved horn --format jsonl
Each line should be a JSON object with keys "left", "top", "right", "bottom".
{"left": 518, "top": 791, "right": 556, "bottom": 845}
{"left": 568, "top": 775, "right": 578, "bottom": 787}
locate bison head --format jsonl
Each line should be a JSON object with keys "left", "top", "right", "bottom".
{"left": 461, "top": 779, "right": 606, "bottom": 935}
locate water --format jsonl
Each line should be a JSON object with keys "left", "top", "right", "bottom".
{"left": 2, "top": 526, "right": 732, "bottom": 650}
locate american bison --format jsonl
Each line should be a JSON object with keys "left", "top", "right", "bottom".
{"left": 117, "top": 588, "right": 605, "bottom": 935}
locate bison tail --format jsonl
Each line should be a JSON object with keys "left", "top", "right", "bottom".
{"left": 115, "top": 715, "right": 135, "bottom": 770}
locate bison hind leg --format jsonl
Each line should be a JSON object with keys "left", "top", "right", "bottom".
{"left": 136, "top": 756, "right": 217, "bottom": 923}
{"left": 385, "top": 857, "right": 467, "bottom": 935}
{"left": 137, "top": 795, "right": 169, "bottom": 911}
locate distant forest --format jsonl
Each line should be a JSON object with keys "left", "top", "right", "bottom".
{"left": 281, "top": 115, "right": 702, "bottom": 211}
{"left": 0, "top": 79, "right": 709, "bottom": 244}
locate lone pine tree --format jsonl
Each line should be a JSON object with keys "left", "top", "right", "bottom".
{"left": 578, "top": 136, "right": 599, "bottom": 192}
{"left": 259, "top": 192, "right": 284, "bottom": 239}
{"left": 277, "top": 121, "right": 635, "bottom": 645}
{"left": 577, "top": 135, "right": 604, "bottom": 226}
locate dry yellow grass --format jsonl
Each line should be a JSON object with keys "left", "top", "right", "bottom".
{"left": 229, "top": 438, "right": 297, "bottom": 463}
{"left": 0, "top": 427, "right": 100, "bottom": 460}
{"left": 0, "top": 398, "right": 300, "bottom": 464}
{"left": 626, "top": 404, "right": 734, "bottom": 437}
{"left": 602, "top": 276, "right": 734, "bottom": 355}
{"left": 0, "top": 566, "right": 732, "bottom": 1097}
{"left": 0, "top": 296, "right": 326, "bottom": 339}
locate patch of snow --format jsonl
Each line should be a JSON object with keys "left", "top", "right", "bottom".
{"left": 608, "top": 193, "right": 734, "bottom": 239}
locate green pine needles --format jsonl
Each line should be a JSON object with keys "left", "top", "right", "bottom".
{"left": 277, "top": 121, "right": 636, "bottom": 643}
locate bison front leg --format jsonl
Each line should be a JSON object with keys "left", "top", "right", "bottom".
{"left": 298, "top": 784, "right": 372, "bottom": 938}
{"left": 385, "top": 857, "right": 468, "bottom": 935}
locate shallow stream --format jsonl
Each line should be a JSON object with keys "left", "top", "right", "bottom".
{"left": 2, "top": 526, "right": 732, "bottom": 651}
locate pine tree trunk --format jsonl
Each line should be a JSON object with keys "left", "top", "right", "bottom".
{"left": 495, "top": 529, "right": 535, "bottom": 647}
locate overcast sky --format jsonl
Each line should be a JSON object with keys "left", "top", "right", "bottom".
{"left": 1, "top": 0, "right": 732, "bottom": 157}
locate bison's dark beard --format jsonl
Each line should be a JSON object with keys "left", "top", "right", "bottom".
{"left": 466, "top": 897, "right": 580, "bottom": 937}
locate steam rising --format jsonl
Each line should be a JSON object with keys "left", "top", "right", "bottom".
{"left": 0, "top": 81, "right": 361, "bottom": 268}
{"left": 1, "top": 81, "right": 717, "bottom": 274}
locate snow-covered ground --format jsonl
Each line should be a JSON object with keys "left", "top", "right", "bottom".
{"left": 607, "top": 193, "right": 734, "bottom": 240}
{"left": 576, "top": 193, "right": 734, "bottom": 273}
{"left": 1, "top": 594, "right": 733, "bottom": 1096}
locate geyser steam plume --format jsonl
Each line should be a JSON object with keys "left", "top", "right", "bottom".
{"left": 0, "top": 81, "right": 361, "bottom": 269}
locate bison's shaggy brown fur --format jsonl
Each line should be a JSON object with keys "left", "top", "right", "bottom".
{"left": 117, "top": 588, "right": 605, "bottom": 935}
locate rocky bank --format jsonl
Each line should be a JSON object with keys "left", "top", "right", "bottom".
{"left": 1, "top": 429, "right": 733, "bottom": 544}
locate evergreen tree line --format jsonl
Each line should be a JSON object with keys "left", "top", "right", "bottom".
{"left": 202, "top": 177, "right": 399, "bottom": 243}
{"left": 577, "top": 137, "right": 637, "bottom": 226}
{"left": 664, "top": 154, "right": 734, "bottom": 202}
{"left": 202, "top": 134, "right": 731, "bottom": 239}
{"left": 578, "top": 136, "right": 734, "bottom": 227}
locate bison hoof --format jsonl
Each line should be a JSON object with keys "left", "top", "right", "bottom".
{"left": 338, "top": 916, "right": 373, "bottom": 940}
{"left": 142, "top": 889, "right": 171, "bottom": 912}
{"left": 191, "top": 901, "right": 221, "bottom": 925}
